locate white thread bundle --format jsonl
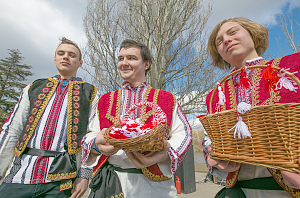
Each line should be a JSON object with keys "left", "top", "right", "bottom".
{"left": 276, "top": 69, "right": 298, "bottom": 92}
{"left": 228, "top": 116, "right": 251, "bottom": 139}
{"left": 218, "top": 83, "right": 226, "bottom": 106}
{"left": 228, "top": 102, "right": 252, "bottom": 139}
{"left": 237, "top": 102, "right": 251, "bottom": 114}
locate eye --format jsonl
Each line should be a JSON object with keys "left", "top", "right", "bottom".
{"left": 118, "top": 57, "right": 124, "bottom": 61}
{"left": 230, "top": 29, "right": 237, "bottom": 35}
{"left": 216, "top": 39, "right": 223, "bottom": 46}
{"left": 57, "top": 51, "right": 65, "bottom": 56}
{"left": 69, "top": 52, "right": 76, "bottom": 58}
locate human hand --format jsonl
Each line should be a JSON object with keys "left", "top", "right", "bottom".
{"left": 207, "top": 146, "right": 240, "bottom": 172}
{"left": 281, "top": 158, "right": 300, "bottom": 189}
{"left": 125, "top": 140, "right": 171, "bottom": 169}
{"left": 70, "top": 178, "right": 89, "bottom": 198}
{"left": 94, "top": 128, "right": 119, "bottom": 156}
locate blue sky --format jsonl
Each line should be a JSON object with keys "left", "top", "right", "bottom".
{"left": 0, "top": 0, "right": 299, "bottom": 84}
{"left": 268, "top": 4, "right": 300, "bottom": 58}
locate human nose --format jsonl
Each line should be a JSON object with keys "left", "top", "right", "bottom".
{"left": 223, "top": 35, "right": 232, "bottom": 45}
{"left": 121, "top": 58, "right": 129, "bottom": 66}
{"left": 63, "top": 53, "right": 70, "bottom": 60}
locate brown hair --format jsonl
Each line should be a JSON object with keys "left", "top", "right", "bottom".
{"left": 55, "top": 37, "right": 82, "bottom": 60}
{"left": 208, "top": 17, "right": 269, "bottom": 70}
{"left": 120, "top": 39, "right": 152, "bottom": 74}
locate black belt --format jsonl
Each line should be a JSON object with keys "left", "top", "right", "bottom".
{"left": 215, "top": 177, "right": 284, "bottom": 198}
{"left": 23, "top": 147, "right": 77, "bottom": 191}
{"left": 89, "top": 162, "right": 124, "bottom": 198}
{"left": 113, "top": 166, "right": 143, "bottom": 174}
{"left": 23, "top": 147, "right": 62, "bottom": 157}
{"left": 236, "top": 177, "right": 284, "bottom": 190}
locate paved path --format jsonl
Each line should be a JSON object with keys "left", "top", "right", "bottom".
{"left": 82, "top": 172, "right": 223, "bottom": 198}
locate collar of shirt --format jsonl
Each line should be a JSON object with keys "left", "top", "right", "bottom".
{"left": 53, "top": 75, "right": 82, "bottom": 82}
{"left": 246, "top": 57, "right": 264, "bottom": 66}
{"left": 229, "top": 57, "right": 264, "bottom": 73}
{"left": 122, "top": 81, "right": 148, "bottom": 91}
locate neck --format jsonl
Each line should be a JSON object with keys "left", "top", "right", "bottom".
{"left": 128, "top": 81, "right": 143, "bottom": 87}
{"left": 232, "top": 54, "right": 259, "bottom": 69}
{"left": 57, "top": 72, "right": 75, "bottom": 80}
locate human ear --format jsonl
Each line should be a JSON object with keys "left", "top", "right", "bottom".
{"left": 144, "top": 60, "right": 150, "bottom": 70}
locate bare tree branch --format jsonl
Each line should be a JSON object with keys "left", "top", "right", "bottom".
{"left": 83, "top": 0, "right": 225, "bottom": 115}
{"left": 276, "top": 12, "right": 300, "bottom": 55}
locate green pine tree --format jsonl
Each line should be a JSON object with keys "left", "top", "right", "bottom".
{"left": 0, "top": 49, "right": 33, "bottom": 125}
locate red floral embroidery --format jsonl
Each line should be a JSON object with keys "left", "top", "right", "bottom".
{"left": 23, "top": 133, "right": 28, "bottom": 141}
{"left": 42, "top": 87, "right": 49, "bottom": 93}
{"left": 73, "top": 117, "right": 79, "bottom": 125}
{"left": 34, "top": 100, "right": 42, "bottom": 107}
{"left": 73, "top": 102, "right": 80, "bottom": 109}
{"left": 28, "top": 116, "right": 34, "bottom": 123}
{"left": 71, "top": 133, "right": 77, "bottom": 141}
{"left": 73, "top": 90, "right": 80, "bottom": 95}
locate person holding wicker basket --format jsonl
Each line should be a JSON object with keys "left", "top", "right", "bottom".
{"left": 202, "top": 17, "right": 300, "bottom": 198}
{"left": 81, "top": 39, "right": 192, "bottom": 198}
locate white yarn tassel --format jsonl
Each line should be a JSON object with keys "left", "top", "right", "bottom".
{"left": 237, "top": 102, "right": 251, "bottom": 114}
{"left": 218, "top": 83, "right": 226, "bottom": 106}
{"left": 228, "top": 116, "right": 251, "bottom": 139}
{"left": 276, "top": 69, "right": 298, "bottom": 92}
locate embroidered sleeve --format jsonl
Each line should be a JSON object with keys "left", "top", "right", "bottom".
{"left": 159, "top": 102, "right": 192, "bottom": 176}
{"left": 202, "top": 130, "right": 212, "bottom": 172}
{"left": 81, "top": 93, "right": 102, "bottom": 167}
{"left": 0, "top": 85, "right": 30, "bottom": 178}
{"left": 202, "top": 118, "right": 229, "bottom": 178}
{"left": 77, "top": 167, "right": 93, "bottom": 180}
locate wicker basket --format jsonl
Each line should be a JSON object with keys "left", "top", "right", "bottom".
{"left": 200, "top": 65, "right": 300, "bottom": 173}
{"left": 103, "top": 102, "right": 169, "bottom": 152}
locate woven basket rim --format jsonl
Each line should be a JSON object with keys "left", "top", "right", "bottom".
{"left": 104, "top": 122, "right": 169, "bottom": 143}
{"left": 201, "top": 102, "right": 300, "bottom": 118}
{"left": 208, "top": 64, "right": 300, "bottom": 114}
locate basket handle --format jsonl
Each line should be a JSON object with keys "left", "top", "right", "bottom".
{"left": 121, "top": 102, "right": 167, "bottom": 126}
{"left": 209, "top": 65, "right": 300, "bottom": 114}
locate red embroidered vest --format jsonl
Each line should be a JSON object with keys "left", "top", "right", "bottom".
{"left": 94, "top": 87, "right": 176, "bottom": 181}
{"left": 207, "top": 52, "right": 300, "bottom": 197}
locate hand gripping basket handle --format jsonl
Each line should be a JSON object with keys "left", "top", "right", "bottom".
{"left": 209, "top": 65, "right": 300, "bottom": 114}
{"left": 121, "top": 102, "right": 167, "bottom": 126}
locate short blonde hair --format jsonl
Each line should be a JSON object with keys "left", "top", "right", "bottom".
{"left": 56, "top": 37, "right": 82, "bottom": 60}
{"left": 208, "top": 17, "right": 269, "bottom": 70}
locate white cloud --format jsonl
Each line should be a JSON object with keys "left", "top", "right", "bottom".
{"left": 0, "top": 0, "right": 87, "bottom": 82}
{"left": 203, "top": 0, "right": 296, "bottom": 28}
{"left": 0, "top": 0, "right": 86, "bottom": 56}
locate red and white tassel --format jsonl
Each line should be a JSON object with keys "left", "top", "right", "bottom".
{"left": 238, "top": 67, "right": 253, "bottom": 89}
{"left": 228, "top": 116, "right": 251, "bottom": 139}
{"left": 276, "top": 69, "right": 298, "bottom": 92}
{"left": 217, "top": 83, "right": 226, "bottom": 106}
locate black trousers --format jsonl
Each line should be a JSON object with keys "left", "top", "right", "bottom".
{"left": 0, "top": 181, "right": 72, "bottom": 198}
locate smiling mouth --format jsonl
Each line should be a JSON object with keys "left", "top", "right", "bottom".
{"left": 122, "top": 67, "right": 132, "bottom": 72}
{"left": 227, "top": 44, "right": 237, "bottom": 52}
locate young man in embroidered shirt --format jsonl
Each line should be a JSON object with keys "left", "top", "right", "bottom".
{"left": 0, "top": 37, "right": 98, "bottom": 198}
{"left": 81, "top": 39, "right": 192, "bottom": 198}
{"left": 203, "top": 17, "right": 300, "bottom": 198}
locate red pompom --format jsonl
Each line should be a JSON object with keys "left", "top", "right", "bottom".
{"left": 262, "top": 64, "right": 279, "bottom": 92}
